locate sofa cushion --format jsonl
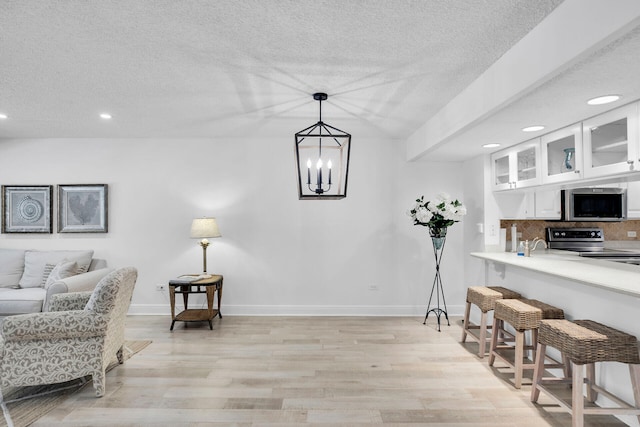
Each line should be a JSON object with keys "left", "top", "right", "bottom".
{"left": 0, "top": 249, "right": 25, "bottom": 288}
{"left": 19, "top": 250, "right": 93, "bottom": 289}
{"left": 0, "top": 287, "right": 47, "bottom": 314}
{"left": 44, "top": 261, "right": 78, "bottom": 289}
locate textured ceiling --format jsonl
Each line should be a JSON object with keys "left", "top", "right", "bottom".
{"left": 0, "top": 0, "right": 563, "bottom": 152}
{"left": 8, "top": 1, "right": 638, "bottom": 162}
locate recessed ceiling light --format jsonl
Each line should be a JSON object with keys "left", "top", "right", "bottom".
{"left": 0, "top": 113, "right": 7, "bottom": 119}
{"left": 99, "top": 113, "right": 112, "bottom": 120}
{"left": 522, "top": 125, "right": 545, "bottom": 132}
{"left": 482, "top": 143, "right": 500, "bottom": 148}
{"left": 587, "top": 95, "right": 621, "bottom": 105}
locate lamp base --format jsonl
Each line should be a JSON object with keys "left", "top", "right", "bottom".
{"left": 199, "top": 240, "right": 210, "bottom": 273}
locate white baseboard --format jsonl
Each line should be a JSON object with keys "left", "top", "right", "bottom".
{"left": 128, "top": 303, "right": 465, "bottom": 317}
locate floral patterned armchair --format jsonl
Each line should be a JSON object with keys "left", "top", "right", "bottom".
{"left": 0, "top": 267, "right": 137, "bottom": 407}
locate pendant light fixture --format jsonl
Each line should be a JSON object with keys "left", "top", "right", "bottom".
{"left": 294, "top": 93, "right": 351, "bottom": 200}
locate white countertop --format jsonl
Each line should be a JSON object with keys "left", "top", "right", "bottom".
{"left": 471, "top": 250, "right": 640, "bottom": 297}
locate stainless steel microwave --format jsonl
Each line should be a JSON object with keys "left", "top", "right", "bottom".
{"left": 561, "top": 187, "right": 627, "bottom": 222}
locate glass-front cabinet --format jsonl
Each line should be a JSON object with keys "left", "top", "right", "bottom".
{"left": 493, "top": 153, "right": 511, "bottom": 189}
{"left": 541, "top": 124, "right": 583, "bottom": 184}
{"left": 491, "top": 102, "right": 640, "bottom": 193}
{"left": 491, "top": 140, "right": 541, "bottom": 191}
{"left": 583, "top": 103, "right": 640, "bottom": 178}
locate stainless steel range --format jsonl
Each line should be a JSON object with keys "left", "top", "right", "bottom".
{"left": 546, "top": 227, "right": 640, "bottom": 265}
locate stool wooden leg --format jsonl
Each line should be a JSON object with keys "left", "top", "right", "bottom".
{"left": 515, "top": 330, "right": 524, "bottom": 389}
{"left": 585, "top": 363, "right": 596, "bottom": 403}
{"left": 531, "top": 343, "right": 546, "bottom": 402}
{"left": 461, "top": 301, "right": 471, "bottom": 342}
{"left": 572, "top": 362, "right": 584, "bottom": 427}
{"left": 563, "top": 353, "right": 572, "bottom": 381}
{"left": 478, "top": 310, "right": 488, "bottom": 358}
{"left": 530, "top": 328, "right": 538, "bottom": 364}
{"left": 488, "top": 317, "right": 500, "bottom": 366}
{"left": 630, "top": 364, "right": 640, "bottom": 424}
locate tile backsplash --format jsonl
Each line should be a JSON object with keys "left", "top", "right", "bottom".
{"left": 499, "top": 220, "right": 640, "bottom": 243}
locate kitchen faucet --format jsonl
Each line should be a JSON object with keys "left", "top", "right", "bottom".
{"left": 524, "top": 238, "right": 548, "bottom": 257}
{"left": 530, "top": 237, "right": 548, "bottom": 253}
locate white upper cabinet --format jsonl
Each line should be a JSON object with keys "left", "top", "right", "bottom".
{"left": 583, "top": 103, "right": 640, "bottom": 178}
{"left": 627, "top": 181, "right": 640, "bottom": 219}
{"left": 540, "top": 124, "right": 583, "bottom": 184}
{"left": 534, "top": 189, "right": 562, "bottom": 219}
{"left": 491, "top": 139, "right": 541, "bottom": 191}
{"left": 493, "top": 189, "right": 560, "bottom": 219}
{"left": 493, "top": 191, "right": 535, "bottom": 219}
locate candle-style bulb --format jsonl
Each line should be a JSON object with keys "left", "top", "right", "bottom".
{"left": 316, "top": 158, "right": 322, "bottom": 188}
{"left": 327, "top": 160, "right": 332, "bottom": 169}
{"left": 306, "top": 159, "right": 312, "bottom": 168}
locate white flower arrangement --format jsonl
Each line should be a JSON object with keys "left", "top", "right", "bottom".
{"left": 407, "top": 193, "right": 467, "bottom": 233}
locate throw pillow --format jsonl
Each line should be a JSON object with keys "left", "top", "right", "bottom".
{"left": 19, "top": 250, "right": 93, "bottom": 288}
{"left": 40, "top": 263, "right": 57, "bottom": 287}
{"left": 44, "top": 260, "right": 79, "bottom": 289}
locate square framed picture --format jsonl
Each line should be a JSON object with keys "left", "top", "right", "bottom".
{"left": 58, "top": 184, "right": 108, "bottom": 233}
{"left": 1, "top": 185, "right": 53, "bottom": 233}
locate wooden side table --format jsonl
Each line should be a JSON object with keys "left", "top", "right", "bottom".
{"left": 168, "top": 274, "right": 223, "bottom": 331}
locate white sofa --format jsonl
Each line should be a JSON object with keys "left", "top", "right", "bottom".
{"left": 0, "top": 249, "right": 112, "bottom": 316}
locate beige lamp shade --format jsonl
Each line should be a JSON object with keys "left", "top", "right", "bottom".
{"left": 190, "top": 217, "right": 221, "bottom": 240}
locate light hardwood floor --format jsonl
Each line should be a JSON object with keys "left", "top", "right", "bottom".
{"left": 34, "top": 316, "right": 630, "bottom": 426}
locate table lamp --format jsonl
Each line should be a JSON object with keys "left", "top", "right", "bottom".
{"left": 190, "top": 217, "right": 221, "bottom": 273}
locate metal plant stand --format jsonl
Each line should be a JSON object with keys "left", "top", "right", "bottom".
{"left": 423, "top": 233, "right": 450, "bottom": 331}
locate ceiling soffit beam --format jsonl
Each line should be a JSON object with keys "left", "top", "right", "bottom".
{"left": 405, "top": 0, "right": 640, "bottom": 161}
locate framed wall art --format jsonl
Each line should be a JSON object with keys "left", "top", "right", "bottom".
{"left": 58, "top": 184, "right": 108, "bottom": 233}
{"left": 1, "top": 185, "right": 53, "bottom": 233}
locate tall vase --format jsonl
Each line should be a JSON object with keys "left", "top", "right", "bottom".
{"left": 424, "top": 227, "right": 449, "bottom": 331}
{"left": 429, "top": 227, "right": 447, "bottom": 250}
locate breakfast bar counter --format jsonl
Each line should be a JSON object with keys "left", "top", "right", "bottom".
{"left": 471, "top": 250, "right": 640, "bottom": 298}
{"left": 470, "top": 249, "right": 640, "bottom": 426}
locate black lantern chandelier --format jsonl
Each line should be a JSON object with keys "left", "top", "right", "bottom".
{"left": 294, "top": 93, "right": 351, "bottom": 200}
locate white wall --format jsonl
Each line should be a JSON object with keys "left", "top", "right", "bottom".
{"left": 393, "top": 150, "right": 467, "bottom": 318}
{"left": 0, "top": 137, "right": 467, "bottom": 316}
{"left": 462, "top": 154, "right": 486, "bottom": 286}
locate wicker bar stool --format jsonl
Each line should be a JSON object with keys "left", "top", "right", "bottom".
{"left": 461, "top": 286, "right": 521, "bottom": 358}
{"left": 489, "top": 298, "right": 564, "bottom": 388}
{"left": 531, "top": 319, "right": 640, "bottom": 427}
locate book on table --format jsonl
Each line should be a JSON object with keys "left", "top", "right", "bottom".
{"left": 168, "top": 274, "right": 213, "bottom": 285}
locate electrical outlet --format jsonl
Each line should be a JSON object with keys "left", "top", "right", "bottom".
{"left": 628, "top": 231, "right": 637, "bottom": 238}
{"left": 368, "top": 284, "right": 379, "bottom": 291}
{"left": 156, "top": 284, "right": 166, "bottom": 291}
